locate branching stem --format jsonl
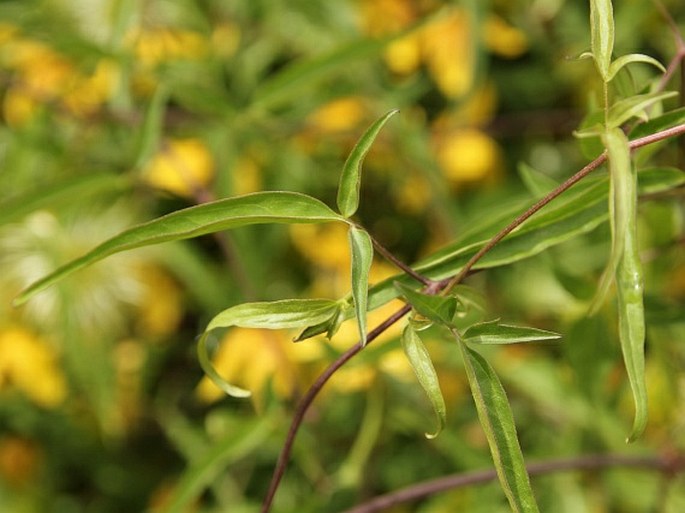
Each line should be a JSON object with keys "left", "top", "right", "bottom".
{"left": 339, "top": 452, "right": 685, "bottom": 513}
{"left": 260, "top": 122, "right": 685, "bottom": 513}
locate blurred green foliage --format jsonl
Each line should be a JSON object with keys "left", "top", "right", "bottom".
{"left": 1, "top": 1, "right": 685, "bottom": 512}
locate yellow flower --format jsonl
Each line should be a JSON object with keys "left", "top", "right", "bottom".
{"left": 232, "top": 155, "right": 263, "bottom": 195}
{"left": 0, "top": 327, "right": 67, "bottom": 408}
{"left": 134, "top": 265, "right": 183, "bottom": 339}
{"left": 306, "top": 96, "right": 368, "bottom": 133}
{"left": 420, "top": 10, "right": 474, "bottom": 98}
{"left": 434, "top": 128, "right": 501, "bottom": 185}
{"left": 196, "top": 328, "right": 322, "bottom": 408}
{"left": 143, "top": 138, "right": 215, "bottom": 197}
{"left": 131, "top": 27, "right": 208, "bottom": 68}
{"left": 63, "top": 59, "right": 120, "bottom": 117}
{"left": 483, "top": 15, "right": 528, "bottom": 59}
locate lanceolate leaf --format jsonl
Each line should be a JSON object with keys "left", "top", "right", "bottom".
{"left": 362, "top": 166, "right": 680, "bottom": 315}
{"left": 14, "top": 192, "right": 345, "bottom": 306}
{"left": 458, "top": 338, "right": 540, "bottom": 512}
{"left": 607, "top": 91, "right": 677, "bottom": 129}
{"left": 206, "top": 299, "right": 340, "bottom": 332}
{"left": 463, "top": 320, "right": 561, "bottom": 345}
{"left": 200, "top": 298, "right": 340, "bottom": 398}
{"left": 402, "top": 324, "right": 446, "bottom": 439}
{"left": 337, "top": 110, "right": 399, "bottom": 218}
{"left": 590, "top": 0, "right": 614, "bottom": 82}
{"left": 394, "top": 281, "right": 459, "bottom": 326}
{"left": 606, "top": 53, "right": 665, "bottom": 83}
{"left": 349, "top": 226, "right": 374, "bottom": 346}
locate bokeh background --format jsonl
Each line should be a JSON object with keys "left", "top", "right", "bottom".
{"left": 1, "top": 1, "right": 684, "bottom": 512}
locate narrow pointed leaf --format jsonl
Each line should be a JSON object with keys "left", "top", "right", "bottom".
{"left": 607, "top": 91, "right": 677, "bottom": 129}
{"left": 589, "top": 128, "right": 631, "bottom": 313}
{"left": 206, "top": 299, "right": 340, "bottom": 332}
{"left": 394, "top": 282, "right": 458, "bottom": 326}
{"left": 464, "top": 320, "right": 561, "bottom": 345}
{"left": 458, "top": 338, "right": 540, "bottom": 512}
{"left": 14, "top": 192, "right": 344, "bottom": 306}
{"left": 349, "top": 226, "right": 374, "bottom": 346}
{"left": 590, "top": 0, "right": 614, "bottom": 81}
{"left": 518, "top": 162, "right": 559, "bottom": 198}
{"left": 337, "top": 110, "right": 398, "bottom": 217}
{"left": 199, "top": 298, "right": 339, "bottom": 399}
{"left": 402, "top": 324, "right": 446, "bottom": 439}
{"left": 606, "top": 53, "right": 665, "bottom": 83}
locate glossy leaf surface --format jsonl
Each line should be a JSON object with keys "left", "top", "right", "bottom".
{"left": 15, "top": 192, "right": 344, "bottom": 306}
{"left": 459, "top": 339, "right": 540, "bottom": 512}
{"left": 349, "top": 226, "right": 374, "bottom": 345}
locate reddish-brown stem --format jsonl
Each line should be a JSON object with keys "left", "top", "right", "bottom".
{"left": 367, "top": 232, "right": 433, "bottom": 286}
{"left": 339, "top": 452, "right": 685, "bottom": 513}
{"left": 260, "top": 122, "right": 685, "bottom": 513}
{"left": 260, "top": 304, "right": 412, "bottom": 512}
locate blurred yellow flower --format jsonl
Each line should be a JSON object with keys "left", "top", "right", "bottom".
{"left": 232, "top": 155, "right": 263, "bottom": 195}
{"left": 134, "top": 265, "right": 183, "bottom": 339}
{"left": 196, "top": 328, "right": 322, "bottom": 407}
{"left": 434, "top": 128, "right": 501, "bottom": 185}
{"left": 0, "top": 327, "right": 67, "bottom": 408}
{"left": 484, "top": 15, "right": 529, "bottom": 59}
{"left": 306, "top": 96, "right": 368, "bottom": 133}
{"left": 143, "top": 138, "right": 215, "bottom": 197}
{"left": 1, "top": 32, "right": 118, "bottom": 124}
{"left": 420, "top": 10, "right": 474, "bottom": 98}
{"left": 131, "top": 27, "right": 208, "bottom": 68}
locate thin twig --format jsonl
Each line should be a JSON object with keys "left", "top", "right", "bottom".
{"left": 367, "top": 231, "right": 433, "bottom": 286}
{"left": 260, "top": 304, "right": 412, "bottom": 513}
{"left": 339, "top": 452, "right": 685, "bottom": 513}
{"left": 260, "top": 122, "right": 685, "bottom": 512}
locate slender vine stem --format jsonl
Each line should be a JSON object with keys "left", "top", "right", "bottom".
{"left": 367, "top": 231, "right": 433, "bottom": 286}
{"left": 260, "top": 122, "right": 685, "bottom": 513}
{"left": 339, "top": 452, "right": 685, "bottom": 513}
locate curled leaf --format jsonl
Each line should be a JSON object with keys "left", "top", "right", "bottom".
{"left": 590, "top": 0, "right": 615, "bottom": 82}
{"left": 606, "top": 53, "right": 665, "bottom": 83}
{"left": 402, "top": 324, "right": 446, "bottom": 439}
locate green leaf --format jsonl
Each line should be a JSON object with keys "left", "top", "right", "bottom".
{"left": 14, "top": 192, "right": 344, "bottom": 306}
{"left": 464, "top": 320, "right": 561, "bottom": 345}
{"left": 590, "top": 0, "right": 614, "bottom": 82}
{"left": 349, "top": 227, "right": 374, "bottom": 346}
{"left": 197, "top": 333, "right": 252, "bottom": 398}
{"left": 294, "top": 302, "right": 351, "bottom": 342}
{"left": 394, "top": 282, "right": 458, "bottom": 326}
{"left": 518, "top": 162, "right": 560, "bottom": 198}
{"left": 0, "top": 174, "right": 130, "bottom": 226}
{"left": 160, "top": 418, "right": 271, "bottom": 513}
{"left": 590, "top": 128, "right": 632, "bottom": 313}
{"left": 337, "top": 110, "right": 398, "bottom": 218}
{"left": 402, "top": 324, "right": 446, "bottom": 439}
{"left": 606, "top": 91, "right": 677, "bottom": 129}
{"left": 199, "top": 298, "right": 340, "bottom": 398}
{"left": 133, "top": 85, "right": 168, "bottom": 170}
{"left": 637, "top": 167, "right": 685, "bottom": 193}
{"left": 361, "top": 168, "right": 680, "bottom": 319}
{"left": 606, "top": 53, "right": 665, "bottom": 83}
{"left": 207, "top": 299, "right": 340, "bottom": 332}
{"left": 458, "top": 339, "right": 540, "bottom": 512}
